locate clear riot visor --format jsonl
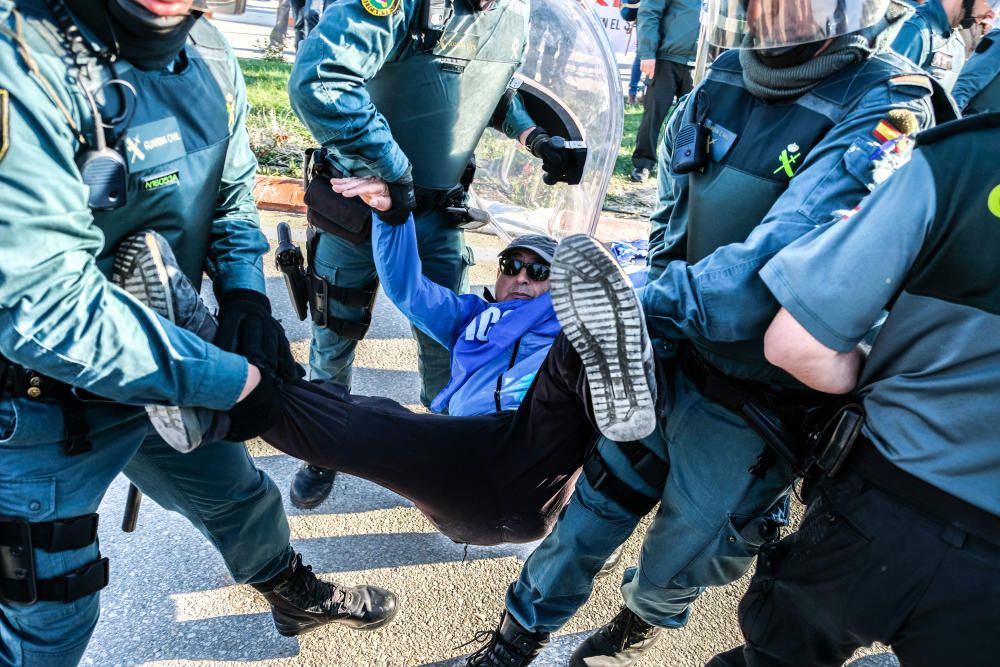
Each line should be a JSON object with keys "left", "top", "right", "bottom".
{"left": 192, "top": 0, "right": 247, "bottom": 14}
{"left": 705, "top": 0, "right": 890, "bottom": 49}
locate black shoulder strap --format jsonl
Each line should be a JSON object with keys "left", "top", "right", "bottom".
{"left": 916, "top": 111, "right": 1000, "bottom": 144}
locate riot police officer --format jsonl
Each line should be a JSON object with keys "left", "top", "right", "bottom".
{"left": 953, "top": 26, "right": 1000, "bottom": 111}
{"left": 891, "top": 0, "right": 996, "bottom": 90}
{"left": 285, "top": 0, "right": 572, "bottom": 508}
{"left": 711, "top": 112, "right": 1000, "bottom": 667}
{"left": 0, "top": 1, "right": 394, "bottom": 663}
{"left": 461, "top": 0, "right": 945, "bottom": 663}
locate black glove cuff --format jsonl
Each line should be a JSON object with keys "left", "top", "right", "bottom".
{"left": 524, "top": 127, "right": 549, "bottom": 158}
{"left": 382, "top": 175, "right": 416, "bottom": 226}
{"left": 221, "top": 288, "right": 271, "bottom": 313}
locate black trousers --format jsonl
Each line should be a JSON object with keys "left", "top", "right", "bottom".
{"left": 708, "top": 469, "right": 1000, "bottom": 667}
{"left": 631, "top": 59, "right": 693, "bottom": 171}
{"left": 263, "top": 334, "right": 599, "bottom": 546}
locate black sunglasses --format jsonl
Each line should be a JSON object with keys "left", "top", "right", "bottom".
{"left": 499, "top": 256, "right": 551, "bottom": 282}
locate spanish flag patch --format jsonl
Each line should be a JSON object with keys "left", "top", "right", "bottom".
{"left": 872, "top": 119, "right": 902, "bottom": 144}
{"left": 0, "top": 89, "right": 9, "bottom": 164}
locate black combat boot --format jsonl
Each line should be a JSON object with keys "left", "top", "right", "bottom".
{"left": 465, "top": 611, "right": 549, "bottom": 666}
{"left": 569, "top": 605, "right": 662, "bottom": 666}
{"left": 289, "top": 463, "right": 336, "bottom": 509}
{"left": 252, "top": 553, "right": 397, "bottom": 636}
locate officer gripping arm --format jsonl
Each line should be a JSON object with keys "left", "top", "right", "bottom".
{"left": 207, "top": 36, "right": 299, "bottom": 381}
{"left": 638, "top": 72, "right": 936, "bottom": 347}
{"left": 289, "top": 0, "right": 569, "bottom": 222}
{"left": 0, "top": 16, "right": 249, "bottom": 410}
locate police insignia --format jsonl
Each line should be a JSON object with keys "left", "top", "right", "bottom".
{"left": 0, "top": 89, "right": 9, "bottom": 164}
{"left": 989, "top": 185, "right": 1000, "bottom": 219}
{"left": 361, "top": 0, "right": 400, "bottom": 16}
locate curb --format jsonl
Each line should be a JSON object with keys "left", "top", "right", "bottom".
{"left": 252, "top": 175, "right": 651, "bottom": 242}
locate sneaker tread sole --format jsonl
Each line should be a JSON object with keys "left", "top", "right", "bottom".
{"left": 552, "top": 236, "right": 655, "bottom": 442}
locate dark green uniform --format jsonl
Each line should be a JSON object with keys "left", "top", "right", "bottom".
{"left": 289, "top": 0, "right": 533, "bottom": 403}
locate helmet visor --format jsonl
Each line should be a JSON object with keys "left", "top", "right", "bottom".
{"left": 706, "top": 0, "right": 890, "bottom": 49}
{"left": 191, "top": 0, "right": 247, "bottom": 15}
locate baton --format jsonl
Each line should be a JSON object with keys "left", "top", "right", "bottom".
{"left": 122, "top": 483, "right": 142, "bottom": 533}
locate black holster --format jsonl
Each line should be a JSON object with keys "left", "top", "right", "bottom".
{"left": 677, "top": 346, "right": 852, "bottom": 480}
{"left": 0, "top": 514, "right": 108, "bottom": 605}
{"left": 301, "top": 226, "right": 380, "bottom": 341}
{"left": 302, "top": 148, "right": 373, "bottom": 244}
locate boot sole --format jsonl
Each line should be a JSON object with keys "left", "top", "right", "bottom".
{"left": 551, "top": 235, "right": 655, "bottom": 442}
{"left": 113, "top": 233, "right": 203, "bottom": 453}
{"left": 273, "top": 602, "right": 400, "bottom": 636}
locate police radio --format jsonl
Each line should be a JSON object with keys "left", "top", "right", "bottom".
{"left": 671, "top": 89, "right": 711, "bottom": 175}
{"left": 423, "top": 0, "right": 453, "bottom": 33}
{"left": 77, "top": 112, "right": 128, "bottom": 211}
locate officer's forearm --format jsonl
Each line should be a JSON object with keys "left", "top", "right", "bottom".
{"left": 0, "top": 279, "right": 248, "bottom": 410}
{"left": 764, "top": 308, "right": 862, "bottom": 394}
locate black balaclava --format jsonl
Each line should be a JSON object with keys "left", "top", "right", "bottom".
{"left": 64, "top": 0, "right": 198, "bottom": 70}
{"left": 757, "top": 42, "right": 831, "bottom": 68}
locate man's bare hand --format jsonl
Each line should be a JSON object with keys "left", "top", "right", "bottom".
{"left": 641, "top": 59, "right": 656, "bottom": 80}
{"left": 330, "top": 176, "right": 392, "bottom": 211}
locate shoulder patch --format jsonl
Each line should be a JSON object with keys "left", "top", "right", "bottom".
{"left": 361, "top": 0, "right": 401, "bottom": 16}
{"left": 0, "top": 88, "right": 8, "bottom": 164}
{"left": 888, "top": 74, "right": 933, "bottom": 93}
{"left": 975, "top": 35, "right": 994, "bottom": 55}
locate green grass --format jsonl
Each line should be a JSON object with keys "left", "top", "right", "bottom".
{"left": 239, "top": 58, "right": 311, "bottom": 178}
{"left": 239, "top": 57, "right": 652, "bottom": 217}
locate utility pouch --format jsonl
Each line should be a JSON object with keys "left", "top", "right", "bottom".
{"left": 814, "top": 404, "right": 864, "bottom": 477}
{"left": 0, "top": 517, "right": 37, "bottom": 605}
{"left": 275, "top": 222, "right": 309, "bottom": 321}
{"left": 671, "top": 89, "right": 711, "bottom": 175}
{"left": 302, "top": 148, "right": 373, "bottom": 244}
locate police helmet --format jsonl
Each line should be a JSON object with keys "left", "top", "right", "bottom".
{"left": 705, "top": 0, "right": 891, "bottom": 49}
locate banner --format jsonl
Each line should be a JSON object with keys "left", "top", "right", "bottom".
{"left": 590, "top": 0, "right": 636, "bottom": 58}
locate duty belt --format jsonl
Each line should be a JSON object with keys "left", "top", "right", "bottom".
{"left": 677, "top": 345, "right": 840, "bottom": 478}
{"left": 0, "top": 358, "right": 93, "bottom": 456}
{"left": 845, "top": 434, "right": 1000, "bottom": 545}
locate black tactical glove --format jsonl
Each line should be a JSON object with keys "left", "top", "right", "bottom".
{"left": 380, "top": 171, "right": 417, "bottom": 225}
{"left": 216, "top": 289, "right": 303, "bottom": 381}
{"left": 225, "top": 369, "right": 283, "bottom": 442}
{"left": 524, "top": 128, "right": 571, "bottom": 185}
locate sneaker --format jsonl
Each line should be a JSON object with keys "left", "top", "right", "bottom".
{"left": 569, "top": 606, "right": 662, "bottom": 666}
{"left": 289, "top": 463, "right": 337, "bottom": 509}
{"left": 628, "top": 168, "right": 649, "bottom": 183}
{"left": 112, "top": 231, "right": 218, "bottom": 453}
{"left": 550, "top": 235, "right": 656, "bottom": 442}
{"left": 252, "top": 552, "right": 398, "bottom": 636}
{"left": 464, "top": 611, "right": 549, "bottom": 666}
